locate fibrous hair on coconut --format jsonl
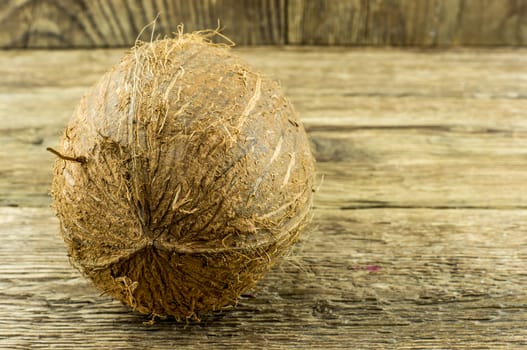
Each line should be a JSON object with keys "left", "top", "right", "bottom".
{"left": 50, "top": 28, "right": 315, "bottom": 320}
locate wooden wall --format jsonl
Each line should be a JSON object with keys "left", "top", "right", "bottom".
{"left": 1, "top": 0, "right": 527, "bottom": 48}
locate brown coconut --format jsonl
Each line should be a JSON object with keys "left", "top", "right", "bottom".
{"left": 50, "top": 32, "right": 315, "bottom": 320}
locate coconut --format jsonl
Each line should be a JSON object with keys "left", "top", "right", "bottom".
{"left": 50, "top": 31, "right": 315, "bottom": 320}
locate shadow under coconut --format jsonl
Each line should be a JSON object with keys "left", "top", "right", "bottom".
{"left": 134, "top": 259, "right": 320, "bottom": 328}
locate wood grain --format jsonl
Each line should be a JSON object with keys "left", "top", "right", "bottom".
{"left": 2, "top": 0, "right": 527, "bottom": 48}
{"left": 1, "top": 206, "right": 526, "bottom": 349}
{"left": 288, "top": 0, "right": 527, "bottom": 46}
{"left": 0, "top": 0, "right": 286, "bottom": 48}
{"left": 1, "top": 46, "right": 527, "bottom": 348}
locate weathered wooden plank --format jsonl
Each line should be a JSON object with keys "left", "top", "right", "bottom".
{"left": 3, "top": 47, "right": 527, "bottom": 108}
{"left": 316, "top": 159, "right": 527, "bottom": 210}
{"left": 0, "top": 0, "right": 286, "bottom": 48}
{"left": 3, "top": 47, "right": 527, "bottom": 93}
{"left": 1, "top": 206, "right": 526, "bottom": 349}
{"left": 288, "top": 0, "right": 527, "bottom": 46}
{"left": 3, "top": 122, "right": 527, "bottom": 209}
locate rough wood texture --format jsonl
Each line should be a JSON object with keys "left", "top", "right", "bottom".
{"left": 0, "top": 0, "right": 286, "bottom": 48}
{"left": 288, "top": 0, "right": 527, "bottom": 46}
{"left": 2, "top": 207, "right": 526, "bottom": 349}
{"left": 1, "top": 0, "right": 527, "bottom": 48}
{"left": 1, "top": 47, "right": 527, "bottom": 348}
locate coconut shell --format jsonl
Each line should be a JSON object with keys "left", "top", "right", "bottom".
{"left": 50, "top": 33, "right": 315, "bottom": 319}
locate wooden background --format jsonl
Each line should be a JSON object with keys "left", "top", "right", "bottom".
{"left": 1, "top": 46, "right": 527, "bottom": 348}
{"left": 1, "top": 0, "right": 527, "bottom": 48}
{"left": 1, "top": 0, "right": 527, "bottom": 349}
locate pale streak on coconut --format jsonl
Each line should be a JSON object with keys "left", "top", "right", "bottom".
{"left": 51, "top": 31, "right": 315, "bottom": 320}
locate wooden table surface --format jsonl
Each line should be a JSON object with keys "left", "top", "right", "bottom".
{"left": 1, "top": 46, "right": 526, "bottom": 349}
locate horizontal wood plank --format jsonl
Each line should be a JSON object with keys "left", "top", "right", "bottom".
{"left": 1, "top": 206, "right": 526, "bottom": 349}
{"left": 3, "top": 47, "right": 527, "bottom": 125}
{"left": 3, "top": 124, "right": 527, "bottom": 209}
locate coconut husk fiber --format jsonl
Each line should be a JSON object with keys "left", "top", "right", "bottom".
{"left": 50, "top": 30, "right": 315, "bottom": 320}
